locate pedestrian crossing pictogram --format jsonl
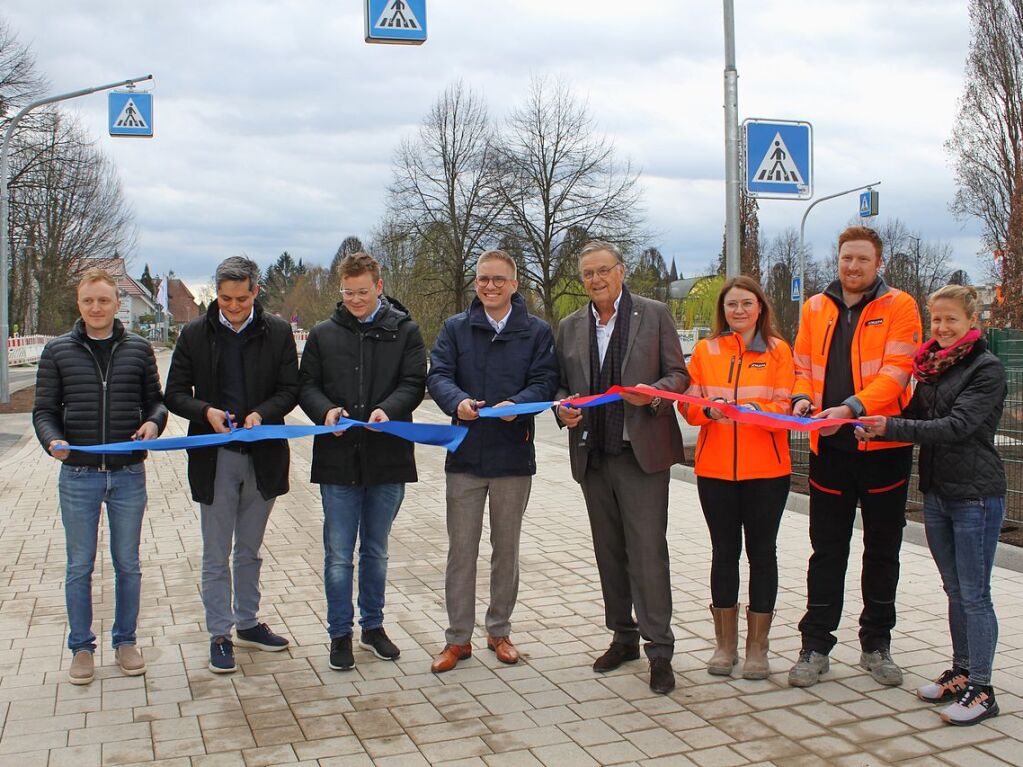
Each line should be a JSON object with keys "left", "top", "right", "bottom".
{"left": 112, "top": 98, "right": 148, "bottom": 130}
{"left": 752, "top": 133, "right": 802, "bottom": 184}
{"left": 375, "top": 0, "right": 421, "bottom": 30}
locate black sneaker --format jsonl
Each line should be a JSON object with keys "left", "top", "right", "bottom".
{"left": 209, "top": 636, "right": 237, "bottom": 674}
{"left": 330, "top": 635, "right": 354, "bottom": 671}
{"left": 359, "top": 627, "right": 401, "bottom": 660}
{"left": 235, "top": 622, "right": 290, "bottom": 652}
{"left": 941, "top": 683, "right": 1000, "bottom": 726}
{"left": 917, "top": 666, "right": 969, "bottom": 703}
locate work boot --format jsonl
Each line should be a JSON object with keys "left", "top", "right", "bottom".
{"left": 860, "top": 648, "right": 903, "bottom": 686}
{"left": 707, "top": 604, "right": 739, "bottom": 676}
{"left": 742, "top": 608, "right": 773, "bottom": 680}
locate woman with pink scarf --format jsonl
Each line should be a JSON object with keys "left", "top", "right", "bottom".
{"left": 856, "top": 284, "right": 1006, "bottom": 727}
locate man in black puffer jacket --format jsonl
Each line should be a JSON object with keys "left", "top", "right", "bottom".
{"left": 33, "top": 268, "right": 167, "bottom": 686}
{"left": 165, "top": 256, "right": 298, "bottom": 675}
{"left": 299, "top": 252, "right": 426, "bottom": 672}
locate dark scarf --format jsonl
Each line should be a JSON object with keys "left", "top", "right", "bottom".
{"left": 912, "top": 328, "right": 982, "bottom": 383}
{"left": 588, "top": 286, "right": 633, "bottom": 456}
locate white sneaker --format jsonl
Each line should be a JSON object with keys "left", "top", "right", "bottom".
{"left": 941, "top": 684, "right": 999, "bottom": 726}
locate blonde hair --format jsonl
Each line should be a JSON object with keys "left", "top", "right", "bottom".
{"left": 477, "top": 249, "right": 517, "bottom": 279}
{"left": 77, "top": 268, "right": 117, "bottom": 296}
{"left": 928, "top": 284, "right": 980, "bottom": 320}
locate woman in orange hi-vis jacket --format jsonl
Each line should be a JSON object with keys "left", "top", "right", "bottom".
{"left": 682, "top": 275, "right": 795, "bottom": 681}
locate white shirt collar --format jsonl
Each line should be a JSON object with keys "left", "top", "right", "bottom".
{"left": 486, "top": 306, "right": 513, "bottom": 334}
{"left": 218, "top": 307, "right": 255, "bottom": 333}
{"left": 590, "top": 292, "right": 623, "bottom": 326}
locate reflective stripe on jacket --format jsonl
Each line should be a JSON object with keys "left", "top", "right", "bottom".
{"left": 681, "top": 331, "right": 794, "bottom": 480}
{"left": 792, "top": 282, "right": 921, "bottom": 454}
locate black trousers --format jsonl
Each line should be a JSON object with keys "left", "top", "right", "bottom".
{"left": 798, "top": 442, "right": 913, "bottom": 654}
{"left": 580, "top": 448, "right": 674, "bottom": 660}
{"left": 697, "top": 475, "right": 790, "bottom": 612}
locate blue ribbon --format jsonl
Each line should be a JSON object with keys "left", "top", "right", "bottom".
{"left": 67, "top": 418, "right": 467, "bottom": 454}
{"left": 476, "top": 392, "right": 623, "bottom": 418}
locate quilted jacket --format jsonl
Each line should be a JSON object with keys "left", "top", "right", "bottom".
{"left": 885, "top": 339, "right": 1006, "bottom": 499}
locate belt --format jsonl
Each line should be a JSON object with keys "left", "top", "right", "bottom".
{"left": 222, "top": 443, "right": 250, "bottom": 455}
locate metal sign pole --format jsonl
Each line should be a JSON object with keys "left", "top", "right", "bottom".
{"left": 0, "top": 74, "right": 152, "bottom": 403}
{"left": 723, "top": 0, "right": 741, "bottom": 278}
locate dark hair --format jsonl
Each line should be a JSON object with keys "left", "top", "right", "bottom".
{"left": 837, "top": 225, "right": 883, "bottom": 262}
{"left": 215, "top": 256, "right": 261, "bottom": 290}
{"left": 711, "top": 275, "right": 783, "bottom": 342}
{"left": 339, "top": 252, "right": 381, "bottom": 282}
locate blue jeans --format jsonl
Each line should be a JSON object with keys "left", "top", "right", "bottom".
{"left": 58, "top": 463, "right": 147, "bottom": 652}
{"left": 923, "top": 493, "right": 1004, "bottom": 685}
{"left": 321, "top": 483, "right": 404, "bottom": 638}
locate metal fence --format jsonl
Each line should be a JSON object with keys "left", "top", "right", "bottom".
{"left": 789, "top": 360, "right": 1023, "bottom": 522}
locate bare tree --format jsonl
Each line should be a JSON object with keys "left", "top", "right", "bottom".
{"left": 875, "top": 218, "right": 954, "bottom": 309}
{"left": 948, "top": 0, "right": 1023, "bottom": 281}
{"left": 495, "top": 77, "right": 642, "bottom": 324}
{"left": 282, "top": 266, "right": 338, "bottom": 329}
{"left": 8, "top": 112, "right": 136, "bottom": 334}
{"left": 387, "top": 80, "right": 503, "bottom": 317}
{"left": 0, "top": 19, "right": 44, "bottom": 123}
{"left": 762, "top": 228, "right": 803, "bottom": 342}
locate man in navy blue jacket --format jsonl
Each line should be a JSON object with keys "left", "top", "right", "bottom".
{"left": 426, "top": 249, "right": 559, "bottom": 672}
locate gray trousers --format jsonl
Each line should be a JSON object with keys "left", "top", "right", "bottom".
{"left": 580, "top": 449, "right": 674, "bottom": 660}
{"left": 444, "top": 471, "right": 531, "bottom": 645}
{"left": 199, "top": 448, "right": 274, "bottom": 639}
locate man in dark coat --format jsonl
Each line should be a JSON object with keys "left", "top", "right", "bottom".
{"left": 426, "top": 249, "right": 560, "bottom": 672}
{"left": 165, "top": 256, "right": 298, "bottom": 674}
{"left": 33, "top": 268, "right": 167, "bottom": 685}
{"left": 299, "top": 252, "right": 426, "bottom": 672}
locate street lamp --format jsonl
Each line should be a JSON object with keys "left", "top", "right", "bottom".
{"left": 0, "top": 74, "right": 152, "bottom": 403}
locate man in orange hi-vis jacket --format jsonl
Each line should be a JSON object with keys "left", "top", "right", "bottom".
{"left": 787, "top": 226, "right": 922, "bottom": 690}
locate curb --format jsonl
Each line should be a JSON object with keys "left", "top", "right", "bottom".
{"left": 670, "top": 463, "right": 1023, "bottom": 574}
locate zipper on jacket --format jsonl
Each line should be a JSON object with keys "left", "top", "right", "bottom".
{"left": 732, "top": 352, "right": 743, "bottom": 481}
{"left": 821, "top": 318, "right": 834, "bottom": 356}
{"left": 80, "top": 336, "right": 124, "bottom": 471}
{"left": 727, "top": 355, "right": 736, "bottom": 383}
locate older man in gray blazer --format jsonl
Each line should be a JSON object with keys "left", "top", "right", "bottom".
{"left": 555, "top": 240, "right": 688, "bottom": 694}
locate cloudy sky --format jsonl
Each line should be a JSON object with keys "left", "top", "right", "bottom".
{"left": 4, "top": 1, "right": 981, "bottom": 291}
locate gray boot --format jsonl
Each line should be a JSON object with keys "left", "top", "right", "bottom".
{"left": 707, "top": 604, "right": 739, "bottom": 675}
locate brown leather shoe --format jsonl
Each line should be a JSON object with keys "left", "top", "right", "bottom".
{"left": 487, "top": 635, "right": 519, "bottom": 664}
{"left": 431, "top": 643, "right": 472, "bottom": 673}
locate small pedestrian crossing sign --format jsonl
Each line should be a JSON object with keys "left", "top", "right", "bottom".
{"left": 365, "top": 0, "right": 427, "bottom": 45}
{"left": 743, "top": 119, "right": 812, "bottom": 200}
{"left": 108, "top": 91, "right": 153, "bottom": 138}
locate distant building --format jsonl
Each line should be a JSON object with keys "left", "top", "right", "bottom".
{"left": 153, "top": 276, "right": 201, "bottom": 324}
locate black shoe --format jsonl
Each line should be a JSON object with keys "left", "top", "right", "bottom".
{"left": 329, "top": 635, "right": 354, "bottom": 671}
{"left": 359, "top": 627, "right": 400, "bottom": 661}
{"left": 649, "top": 657, "right": 676, "bottom": 694}
{"left": 593, "top": 641, "right": 641, "bottom": 672}
{"left": 209, "top": 636, "right": 237, "bottom": 674}
{"left": 235, "top": 622, "right": 290, "bottom": 652}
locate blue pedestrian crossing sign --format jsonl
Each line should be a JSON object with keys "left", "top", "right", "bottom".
{"left": 108, "top": 91, "right": 153, "bottom": 138}
{"left": 743, "top": 119, "right": 812, "bottom": 200}
{"left": 365, "top": 0, "right": 427, "bottom": 45}
{"left": 859, "top": 189, "right": 879, "bottom": 218}
{"left": 791, "top": 276, "right": 801, "bottom": 302}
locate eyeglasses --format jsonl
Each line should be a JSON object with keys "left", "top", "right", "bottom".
{"left": 581, "top": 264, "right": 621, "bottom": 282}
{"left": 724, "top": 300, "right": 758, "bottom": 312}
{"left": 341, "top": 288, "right": 374, "bottom": 299}
{"left": 475, "top": 276, "right": 510, "bottom": 288}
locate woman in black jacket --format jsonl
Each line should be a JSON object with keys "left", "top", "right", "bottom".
{"left": 857, "top": 285, "right": 1006, "bottom": 726}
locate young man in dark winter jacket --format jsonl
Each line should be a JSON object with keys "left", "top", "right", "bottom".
{"left": 299, "top": 252, "right": 426, "bottom": 671}
{"left": 33, "top": 268, "right": 167, "bottom": 685}
{"left": 165, "top": 256, "right": 298, "bottom": 674}
{"left": 426, "top": 249, "right": 559, "bottom": 673}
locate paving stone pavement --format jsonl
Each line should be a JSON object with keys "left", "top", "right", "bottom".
{"left": 2, "top": 395, "right": 1023, "bottom": 766}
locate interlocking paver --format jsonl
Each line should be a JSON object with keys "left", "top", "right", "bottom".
{"left": 4, "top": 363, "right": 1023, "bottom": 765}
